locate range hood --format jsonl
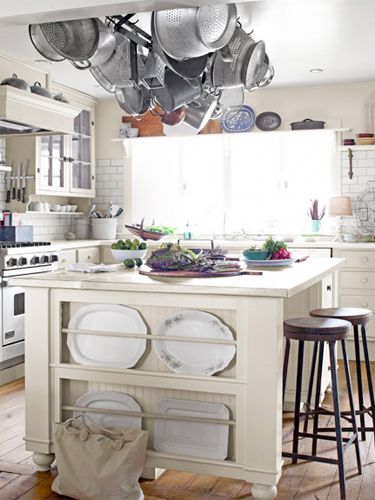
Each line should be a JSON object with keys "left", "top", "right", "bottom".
{"left": 0, "top": 85, "right": 80, "bottom": 136}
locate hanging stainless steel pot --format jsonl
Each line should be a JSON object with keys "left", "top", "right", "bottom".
{"left": 152, "top": 69, "right": 202, "bottom": 112}
{"left": 1, "top": 74, "right": 30, "bottom": 92}
{"left": 246, "top": 53, "right": 274, "bottom": 91}
{"left": 184, "top": 94, "right": 218, "bottom": 131}
{"left": 30, "top": 81, "right": 53, "bottom": 98}
{"left": 115, "top": 85, "right": 152, "bottom": 115}
{"left": 151, "top": 13, "right": 208, "bottom": 80}
{"left": 153, "top": 4, "right": 237, "bottom": 60}
{"left": 29, "top": 24, "right": 65, "bottom": 62}
{"left": 71, "top": 19, "right": 116, "bottom": 69}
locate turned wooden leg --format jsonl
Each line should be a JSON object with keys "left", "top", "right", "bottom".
{"left": 32, "top": 452, "right": 55, "bottom": 471}
{"left": 251, "top": 484, "right": 277, "bottom": 499}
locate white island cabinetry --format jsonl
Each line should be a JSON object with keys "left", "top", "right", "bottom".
{"left": 11, "top": 258, "right": 343, "bottom": 500}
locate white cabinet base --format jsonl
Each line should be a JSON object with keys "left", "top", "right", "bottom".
{"left": 251, "top": 484, "right": 277, "bottom": 499}
{"left": 32, "top": 452, "right": 55, "bottom": 471}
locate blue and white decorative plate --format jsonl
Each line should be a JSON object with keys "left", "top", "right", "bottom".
{"left": 221, "top": 105, "right": 256, "bottom": 133}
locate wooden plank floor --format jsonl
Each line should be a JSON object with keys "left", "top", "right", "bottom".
{"left": 0, "top": 362, "right": 375, "bottom": 499}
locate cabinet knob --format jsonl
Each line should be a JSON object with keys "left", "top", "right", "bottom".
{"left": 361, "top": 278, "right": 368, "bottom": 284}
{"left": 326, "top": 285, "right": 332, "bottom": 291}
{"left": 87, "top": 255, "right": 91, "bottom": 260}
{"left": 361, "top": 257, "right": 369, "bottom": 263}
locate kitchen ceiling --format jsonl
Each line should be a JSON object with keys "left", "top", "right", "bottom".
{"left": 0, "top": 0, "right": 374, "bottom": 98}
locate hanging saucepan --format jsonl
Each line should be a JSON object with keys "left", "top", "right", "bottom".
{"left": 184, "top": 93, "right": 218, "bottom": 132}
{"left": 39, "top": 18, "right": 100, "bottom": 61}
{"left": 151, "top": 13, "right": 208, "bottom": 80}
{"left": 1, "top": 74, "right": 30, "bottom": 92}
{"left": 212, "top": 27, "right": 265, "bottom": 90}
{"left": 29, "top": 24, "right": 65, "bottom": 62}
{"left": 153, "top": 4, "right": 237, "bottom": 60}
{"left": 30, "top": 81, "right": 53, "bottom": 99}
{"left": 71, "top": 19, "right": 116, "bottom": 69}
{"left": 90, "top": 32, "right": 144, "bottom": 93}
{"left": 246, "top": 53, "right": 274, "bottom": 91}
{"left": 115, "top": 85, "right": 152, "bottom": 116}
{"left": 152, "top": 69, "right": 202, "bottom": 112}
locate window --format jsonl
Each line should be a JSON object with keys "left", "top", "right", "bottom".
{"left": 127, "top": 130, "right": 337, "bottom": 235}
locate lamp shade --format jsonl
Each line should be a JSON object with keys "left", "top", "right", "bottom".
{"left": 328, "top": 196, "right": 353, "bottom": 216}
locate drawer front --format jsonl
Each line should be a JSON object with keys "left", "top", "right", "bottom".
{"left": 340, "top": 294, "right": 375, "bottom": 315}
{"left": 58, "top": 249, "right": 76, "bottom": 269}
{"left": 341, "top": 250, "right": 375, "bottom": 269}
{"left": 77, "top": 247, "right": 100, "bottom": 264}
{"left": 341, "top": 271, "right": 375, "bottom": 290}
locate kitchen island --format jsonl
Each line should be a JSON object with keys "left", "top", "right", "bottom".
{"left": 11, "top": 257, "right": 343, "bottom": 500}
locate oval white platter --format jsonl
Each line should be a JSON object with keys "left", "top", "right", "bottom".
{"left": 154, "top": 309, "right": 236, "bottom": 376}
{"left": 73, "top": 391, "right": 142, "bottom": 429}
{"left": 154, "top": 399, "right": 230, "bottom": 460}
{"left": 245, "top": 258, "right": 294, "bottom": 267}
{"left": 67, "top": 304, "right": 147, "bottom": 368}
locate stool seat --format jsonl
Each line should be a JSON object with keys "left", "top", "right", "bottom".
{"left": 310, "top": 307, "right": 372, "bottom": 326}
{"left": 284, "top": 317, "right": 351, "bottom": 341}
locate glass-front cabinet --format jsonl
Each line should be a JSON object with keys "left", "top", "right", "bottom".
{"left": 35, "top": 108, "right": 95, "bottom": 198}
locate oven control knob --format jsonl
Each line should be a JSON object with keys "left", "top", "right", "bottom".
{"left": 8, "top": 258, "right": 17, "bottom": 267}
{"left": 30, "top": 256, "right": 40, "bottom": 265}
{"left": 18, "top": 257, "right": 27, "bottom": 266}
{"left": 50, "top": 254, "right": 58, "bottom": 263}
{"left": 41, "top": 255, "right": 49, "bottom": 264}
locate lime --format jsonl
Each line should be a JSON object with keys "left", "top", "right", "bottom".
{"left": 124, "top": 258, "right": 136, "bottom": 269}
{"left": 132, "top": 239, "right": 140, "bottom": 248}
{"left": 139, "top": 242, "right": 147, "bottom": 250}
{"left": 135, "top": 258, "right": 143, "bottom": 267}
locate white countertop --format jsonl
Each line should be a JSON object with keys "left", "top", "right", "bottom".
{"left": 10, "top": 257, "right": 343, "bottom": 298}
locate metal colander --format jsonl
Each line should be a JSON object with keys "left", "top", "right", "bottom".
{"left": 154, "top": 4, "right": 237, "bottom": 60}
{"left": 90, "top": 32, "right": 145, "bottom": 91}
{"left": 213, "top": 27, "right": 265, "bottom": 90}
{"left": 39, "top": 19, "right": 99, "bottom": 61}
{"left": 29, "top": 24, "right": 65, "bottom": 62}
{"left": 197, "top": 5, "right": 230, "bottom": 46}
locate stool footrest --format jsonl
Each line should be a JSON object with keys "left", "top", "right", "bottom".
{"left": 282, "top": 451, "right": 339, "bottom": 466}
{"left": 298, "top": 431, "right": 353, "bottom": 444}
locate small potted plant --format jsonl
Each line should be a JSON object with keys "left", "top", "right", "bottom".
{"left": 308, "top": 199, "right": 325, "bottom": 232}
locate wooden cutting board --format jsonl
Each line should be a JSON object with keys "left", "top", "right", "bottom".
{"left": 123, "top": 113, "right": 222, "bottom": 137}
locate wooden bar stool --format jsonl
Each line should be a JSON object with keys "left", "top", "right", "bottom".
{"left": 310, "top": 307, "right": 375, "bottom": 442}
{"left": 282, "top": 317, "right": 361, "bottom": 500}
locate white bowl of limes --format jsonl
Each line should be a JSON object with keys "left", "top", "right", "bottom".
{"left": 111, "top": 239, "right": 147, "bottom": 263}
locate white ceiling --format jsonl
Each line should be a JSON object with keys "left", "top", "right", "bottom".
{"left": 0, "top": 0, "right": 374, "bottom": 99}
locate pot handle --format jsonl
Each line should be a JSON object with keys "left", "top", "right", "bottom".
{"left": 71, "top": 60, "right": 91, "bottom": 70}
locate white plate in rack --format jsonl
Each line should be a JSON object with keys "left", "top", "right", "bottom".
{"left": 73, "top": 391, "right": 142, "bottom": 429}
{"left": 154, "top": 399, "right": 230, "bottom": 460}
{"left": 67, "top": 304, "right": 147, "bottom": 368}
{"left": 154, "top": 310, "right": 236, "bottom": 376}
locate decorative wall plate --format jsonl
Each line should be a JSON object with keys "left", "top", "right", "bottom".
{"left": 154, "top": 310, "right": 236, "bottom": 375}
{"left": 255, "top": 111, "right": 281, "bottom": 131}
{"left": 154, "top": 399, "right": 230, "bottom": 459}
{"left": 73, "top": 391, "right": 142, "bottom": 429}
{"left": 67, "top": 304, "right": 146, "bottom": 368}
{"left": 221, "top": 105, "right": 255, "bottom": 132}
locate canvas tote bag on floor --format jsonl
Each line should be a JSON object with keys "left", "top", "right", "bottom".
{"left": 52, "top": 417, "right": 148, "bottom": 500}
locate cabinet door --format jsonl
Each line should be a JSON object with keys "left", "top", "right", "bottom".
{"left": 69, "top": 109, "right": 95, "bottom": 197}
{"left": 77, "top": 247, "right": 100, "bottom": 264}
{"left": 36, "top": 135, "right": 69, "bottom": 194}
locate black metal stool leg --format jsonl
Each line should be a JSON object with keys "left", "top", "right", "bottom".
{"left": 312, "top": 342, "right": 324, "bottom": 456}
{"left": 292, "top": 340, "right": 304, "bottom": 464}
{"left": 329, "top": 341, "right": 346, "bottom": 500}
{"left": 341, "top": 340, "right": 362, "bottom": 475}
{"left": 283, "top": 338, "right": 291, "bottom": 404}
{"left": 303, "top": 341, "right": 318, "bottom": 433}
{"left": 361, "top": 325, "right": 375, "bottom": 443}
{"left": 354, "top": 325, "right": 366, "bottom": 440}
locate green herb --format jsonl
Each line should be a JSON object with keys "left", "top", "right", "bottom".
{"left": 262, "top": 236, "right": 287, "bottom": 254}
{"left": 144, "top": 225, "right": 176, "bottom": 234}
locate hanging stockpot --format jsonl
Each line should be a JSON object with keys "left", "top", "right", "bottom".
{"left": 152, "top": 70, "right": 202, "bottom": 112}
